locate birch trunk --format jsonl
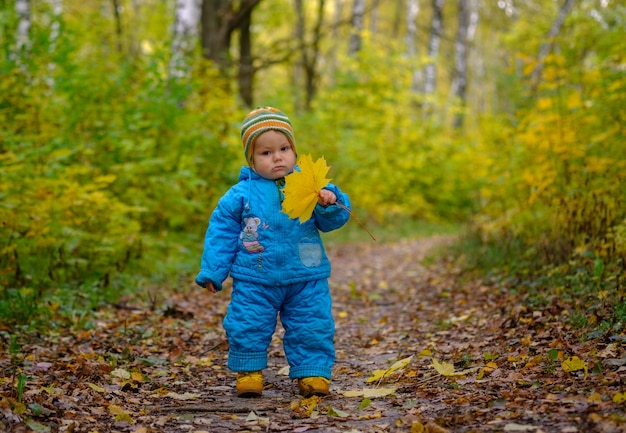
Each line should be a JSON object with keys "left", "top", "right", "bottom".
{"left": 370, "top": 0, "right": 380, "bottom": 36}
{"left": 45, "top": 0, "right": 63, "bottom": 88}
{"left": 15, "top": 0, "right": 31, "bottom": 60}
{"left": 405, "top": 0, "right": 420, "bottom": 93}
{"left": 348, "top": 0, "right": 365, "bottom": 55}
{"left": 424, "top": 0, "right": 444, "bottom": 97}
{"left": 450, "top": 0, "right": 475, "bottom": 128}
{"left": 169, "top": 0, "right": 200, "bottom": 79}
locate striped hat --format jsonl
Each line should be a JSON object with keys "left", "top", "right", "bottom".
{"left": 241, "top": 107, "right": 296, "bottom": 166}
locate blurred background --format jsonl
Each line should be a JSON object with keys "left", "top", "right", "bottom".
{"left": 1, "top": 0, "right": 624, "bottom": 328}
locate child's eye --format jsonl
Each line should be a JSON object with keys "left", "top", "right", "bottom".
{"left": 281, "top": 146, "right": 289, "bottom": 152}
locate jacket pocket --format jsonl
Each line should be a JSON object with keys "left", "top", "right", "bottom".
{"left": 298, "top": 238, "right": 322, "bottom": 267}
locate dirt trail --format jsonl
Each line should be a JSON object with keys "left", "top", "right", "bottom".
{"left": 3, "top": 237, "right": 625, "bottom": 432}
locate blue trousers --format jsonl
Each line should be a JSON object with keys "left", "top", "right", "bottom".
{"left": 223, "top": 278, "right": 335, "bottom": 380}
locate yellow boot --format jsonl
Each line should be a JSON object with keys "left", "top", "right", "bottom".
{"left": 236, "top": 371, "right": 263, "bottom": 397}
{"left": 297, "top": 377, "right": 330, "bottom": 397}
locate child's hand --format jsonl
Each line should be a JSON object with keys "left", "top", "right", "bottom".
{"left": 206, "top": 282, "right": 217, "bottom": 294}
{"left": 318, "top": 189, "right": 337, "bottom": 207}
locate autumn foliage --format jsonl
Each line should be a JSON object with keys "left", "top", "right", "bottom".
{"left": 0, "top": 2, "right": 625, "bottom": 337}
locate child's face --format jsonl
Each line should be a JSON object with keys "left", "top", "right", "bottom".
{"left": 252, "top": 130, "right": 296, "bottom": 180}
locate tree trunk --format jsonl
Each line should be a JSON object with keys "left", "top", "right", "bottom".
{"left": 530, "top": 0, "right": 576, "bottom": 88}
{"left": 15, "top": 0, "right": 31, "bottom": 58}
{"left": 406, "top": 0, "right": 420, "bottom": 93}
{"left": 111, "top": 0, "right": 123, "bottom": 53}
{"left": 450, "top": 0, "right": 471, "bottom": 129}
{"left": 169, "top": 0, "right": 200, "bottom": 80}
{"left": 370, "top": 0, "right": 380, "bottom": 36}
{"left": 294, "top": 0, "right": 305, "bottom": 112}
{"left": 328, "top": 0, "right": 343, "bottom": 86}
{"left": 348, "top": 0, "right": 365, "bottom": 56}
{"left": 200, "top": 0, "right": 233, "bottom": 71}
{"left": 392, "top": 0, "right": 403, "bottom": 39}
{"left": 238, "top": 5, "right": 253, "bottom": 106}
{"left": 199, "top": 0, "right": 260, "bottom": 104}
{"left": 44, "top": 0, "right": 62, "bottom": 88}
{"left": 294, "top": 0, "right": 325, "bottom": 112}
{"left": 424, "top": 0, "right": 444, "bottom": 97}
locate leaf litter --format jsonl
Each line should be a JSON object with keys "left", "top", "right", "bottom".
{"left": 1, "top": 236, "right": 626, "bottom": 432}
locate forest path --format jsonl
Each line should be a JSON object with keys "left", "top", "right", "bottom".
{"left": 3, "top": 237, "right": 625, "bottom": 432}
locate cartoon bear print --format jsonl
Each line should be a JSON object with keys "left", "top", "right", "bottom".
{"left": 240, "top": 217, "right": 265, "bottom": 253}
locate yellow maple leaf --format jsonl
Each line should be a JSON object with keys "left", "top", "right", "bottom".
{"left": 282, "top": 154, "right": 331, "bottom": 223}
{"left": 366, "top": 356, "right": 413, "bottom": 383}
{"left": 562, "top": 356, "right": 588, "bottom": 379}
{"left": 432, "top": 358, "right": 479, "bottom": 377}
{"left": 432, "top": 358, "right": 455, "bottom": 376}
{"left": 341, "top": 387, "right": 397, "bottom": 398}
{"left": 613, "top": 392, "right": 626, "bottom": 404}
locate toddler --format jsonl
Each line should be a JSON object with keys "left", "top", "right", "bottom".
{"left": 196, "top": 107, "right": 351, "bottom": 397}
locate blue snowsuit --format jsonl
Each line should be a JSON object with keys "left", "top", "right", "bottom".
{"left": 196, "top": 166, "right": 351, "bottom": 380}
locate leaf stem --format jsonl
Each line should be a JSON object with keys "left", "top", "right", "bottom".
{"left": 336, "top": 203, "right": 376, "bottom": 241}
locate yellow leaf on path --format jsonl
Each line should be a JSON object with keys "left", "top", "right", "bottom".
{"left": 108, "top": 405, "right": 125, "bottom": 415}
{"left": 366, "top": 369, "right": 387, "bottom": 383}
{"left": 131, "top": 372, "right": 144, "bottom": 382}
{"left": 562, "top": 356, "right": 588, "bottom": 379}
{"left": 114, "top": 412, "right": 135, "bottom": 424}
{"left": 166, "top": 391, "right": 201, "bottom": 400}
{"left": 341, "top": 387, "right": 396, "bottom": 398}
{"left": 282, "top": 154, "right": 331, "bottom": 223}
{"left": 327, "top": 406, "right": 350, "bottom": 417}
{"left": 587, "top": 392, "right": 603, "bottom": 403}
{"left": 613, "top": 392, "right": 626, "bottom": 404}
{"left": 366, "top": 356, "right": 413, "bottom": 383}
{"left": 418, "top": 349, "right": 433, "bottom": 358}
{"left": 432, "top": 358, "right": 479, "bottom": 377}
{"left": 111, "top": 368, "right": 131, "bottom": 380}
{"left": 432, "top": 358, "right": 455, "bottom": 376}
{"left": 246, "top": 411, "right": 269, "bottom": 423}
{"left": 87, "top": 383, "right": 106, "bottom": 393}
{"left": 109, "top": 405, "right": 135, "bottom": 424}
{"left": 412, "top": 421, "right": 425, "bottom": 433}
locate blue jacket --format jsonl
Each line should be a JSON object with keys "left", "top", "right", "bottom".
{"left": 196, "top": 166, "right": 351, "bottom": 290}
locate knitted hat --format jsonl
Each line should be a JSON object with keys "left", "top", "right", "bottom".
{"left": 241, "top": 107, "right": 296, "bottom": 166}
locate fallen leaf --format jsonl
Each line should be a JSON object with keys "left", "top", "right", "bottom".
{"left": 432, "top": 358, "right": 479, "bottom": 377}
{"left": 503, "top": 423, "right": 539, "bottom": 431}
{"left": 342, "top": 387, "right": 396, "bottom": 398}
{"left": 613, "top": 392, "right": 626, "bottom": 404}
{"left": 327, "top": 406, "right": 350, "bottom": 417}
{"left": 562, "top": 356, "right": 588, "bottom": 379}
{"left": 111, "top": 368, "right": 131, "bottom": 380}
{"left": 366, "top": 356, "right": 413, "bottom": 383}
{"left": 108, "top": 405, "right": 125, "bottom": 415}
{"left": 166, "top": 391, "right": 201, "bottom": 400}
{"left": 412, "top": 420, "right": 425, "bottom": 433}
{"left": 25, "top": 420, "right": 51, "bottom": 433}
{"left": 87, "top": 383, "right": 106, "bottom": 393}
{"left": 432, "top": 358, "right": 455, "bottom": 376}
